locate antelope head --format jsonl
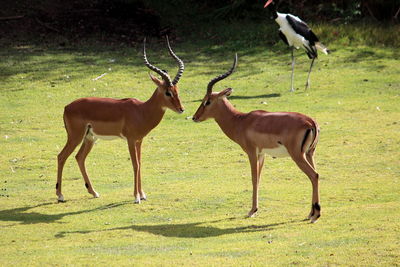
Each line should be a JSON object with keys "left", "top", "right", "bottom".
{"left": 143, "top": 36, "right": 185, "bottom": 113}
{"left": 192, "top": 54, "right": 237, "bottom": 122}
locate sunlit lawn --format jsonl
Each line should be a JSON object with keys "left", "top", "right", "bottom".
{"left": 0, "top": 22, "right": 399, "bottom": 266}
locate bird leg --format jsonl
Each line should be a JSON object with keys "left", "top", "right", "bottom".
{"left": 290, "top": 47, "right": 295, "bottom": 92}
{"left": 305, "top": 58, "right": 315, "bottom": 90}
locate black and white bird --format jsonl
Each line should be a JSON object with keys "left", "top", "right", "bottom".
{"left": 264, "top": 0, "right": 329, "bottom": 91}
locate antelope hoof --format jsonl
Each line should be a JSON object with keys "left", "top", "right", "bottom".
{"left": 310, "top": 215, "right": 320, "bottom": 223}
{"left": 247, "top": 208, "right": 258, "bottom": 218}
{"left": 92, "top": 191, "right": 100, "bottom": 198}
{"left": 140, "top": 192, "right": 147, "bottom": 201}
{"left": 307, "top": 210, "right": 314, "bottom": 220}
{"left": 134, "top": 196, "right": 141, "bottom": 204}
{"left": 57, "top": 195, "right": 65, "bottom": 203}
{"left": 308, "top": 203, "right": 321, "bottom": 223}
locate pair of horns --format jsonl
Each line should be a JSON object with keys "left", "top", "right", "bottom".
{"left": 207, "top": 53, "right": 238, "bottom": 95}
{"left": 143, "top": 36, "right": 184, "bottom": 86}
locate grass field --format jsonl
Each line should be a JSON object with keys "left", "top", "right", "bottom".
{"left": 1, "top": 22, "right": 399, "bottom": 266}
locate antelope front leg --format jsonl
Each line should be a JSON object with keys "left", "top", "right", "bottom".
{"left": 135, "top": 140, "right": 146, "bottom": 201}
{"left": 247, "top": 151, "right": 261, "bottom": 218}
{"left": 128, "top": 139, "right": 141, "bottom": 204}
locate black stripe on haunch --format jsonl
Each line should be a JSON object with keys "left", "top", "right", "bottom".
{"left": 301, "top": 129, "right": 311, "bottom": 152}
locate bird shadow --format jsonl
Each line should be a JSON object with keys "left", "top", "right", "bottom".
{"left": 229, "top": 93, "right": 281, "bottom": 100}
{"left": 343, "top": 49, "right": 398, "bottom": 63}
{"left": 55, "top": 217, "right": 305, "bottom": 239}
{"left": 189, "top": 93, "right": 281, "bottom": 103}
{"left": 0, "top": 201, "right": 131, "bottom": 225}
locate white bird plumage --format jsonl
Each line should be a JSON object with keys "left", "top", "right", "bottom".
{"left": 264, "top": 0, "right": 330, "bottom": 91}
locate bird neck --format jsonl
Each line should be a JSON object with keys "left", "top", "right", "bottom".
{"left": 266, "top": 2, "right": 278, "bottom": 19}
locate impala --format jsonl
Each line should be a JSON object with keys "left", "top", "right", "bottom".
{"left": 56, "top": 36, "right": 185, "bottom": 203}
{"left": 192, "top": 54, "right": 321, "bottom": 222}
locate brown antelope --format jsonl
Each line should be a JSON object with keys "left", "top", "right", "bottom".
{"left": 56, "top": 36, "right": 185, "bottom": 204}
{"left": 192, "top": 54, "right": 321, "bottom": 222}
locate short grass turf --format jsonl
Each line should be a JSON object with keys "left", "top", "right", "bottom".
{"left": 0, "top": 22, "right": 399, "bottom": 266}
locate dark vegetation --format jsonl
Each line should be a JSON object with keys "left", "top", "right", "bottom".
{"left": 1, "top": 0, "right": 399, "bottom": 45}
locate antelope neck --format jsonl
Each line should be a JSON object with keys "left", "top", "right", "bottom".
{"left": 213, "top": 98, "right": 245, "bottom": 142}
{"left": 141, "top": 89, "right": 167, "bottom": 129}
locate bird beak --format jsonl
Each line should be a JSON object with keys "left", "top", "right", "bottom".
{"left": 264, "top": 0, "right": 273, "bottom": 8}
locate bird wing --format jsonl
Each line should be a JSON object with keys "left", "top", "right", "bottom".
{"left": 278, "top": 30, "right": 289, "bottom": 46}
{"left": 285, "top": 15, "right": 319, "bottom": 44}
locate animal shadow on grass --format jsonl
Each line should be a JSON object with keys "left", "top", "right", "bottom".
{"left": 55, "top": 218, "right": 304, "bottom": 239}
{"left": 0, "top": 201, "right": 130, "bottom": 225}
{"left": 229, "top": 93, "right": 281, "bottom": 100}
{"left": 190, "top": 93, "right": 281, "bottom": 103}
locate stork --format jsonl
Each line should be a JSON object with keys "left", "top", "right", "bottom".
{"left": 264, "top": 0, "right": 329, "bottom": 91}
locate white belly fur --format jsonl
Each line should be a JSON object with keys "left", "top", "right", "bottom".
{"left": 258, "top": 145, "right": 290, "bottom": 158}
{"left": 86, "top": 127, "right": 126, "bottom": 141}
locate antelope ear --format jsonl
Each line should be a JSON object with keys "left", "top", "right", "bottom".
{"left": 149, "top": 73, "right": 163, "bottom": 87}
{"left": 218, "top": 88, "right": 233, "bottom": 98}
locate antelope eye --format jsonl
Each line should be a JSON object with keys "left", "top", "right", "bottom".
{"left": 205, "top": 100, "right": 211, "bottom": 106}
{"left": 165, "top": 91, "right": 172, "bottom": 97}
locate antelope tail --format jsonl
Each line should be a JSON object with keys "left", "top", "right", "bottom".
{"left": 301, "top": 122, "right": 320, "bottom": 153}
{"left": 309, "top": 122, "right": 320, "bottom": 151}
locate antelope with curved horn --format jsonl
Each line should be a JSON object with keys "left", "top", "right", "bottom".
{"left": 56, "top": 36, "right": 185, "bottom": 203}
{"left": 192, "top": 54, "right": 321, "bottom": 222}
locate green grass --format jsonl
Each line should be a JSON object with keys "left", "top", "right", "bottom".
{"left": 1, "top": 22, "right": 399, "bottom": 266}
